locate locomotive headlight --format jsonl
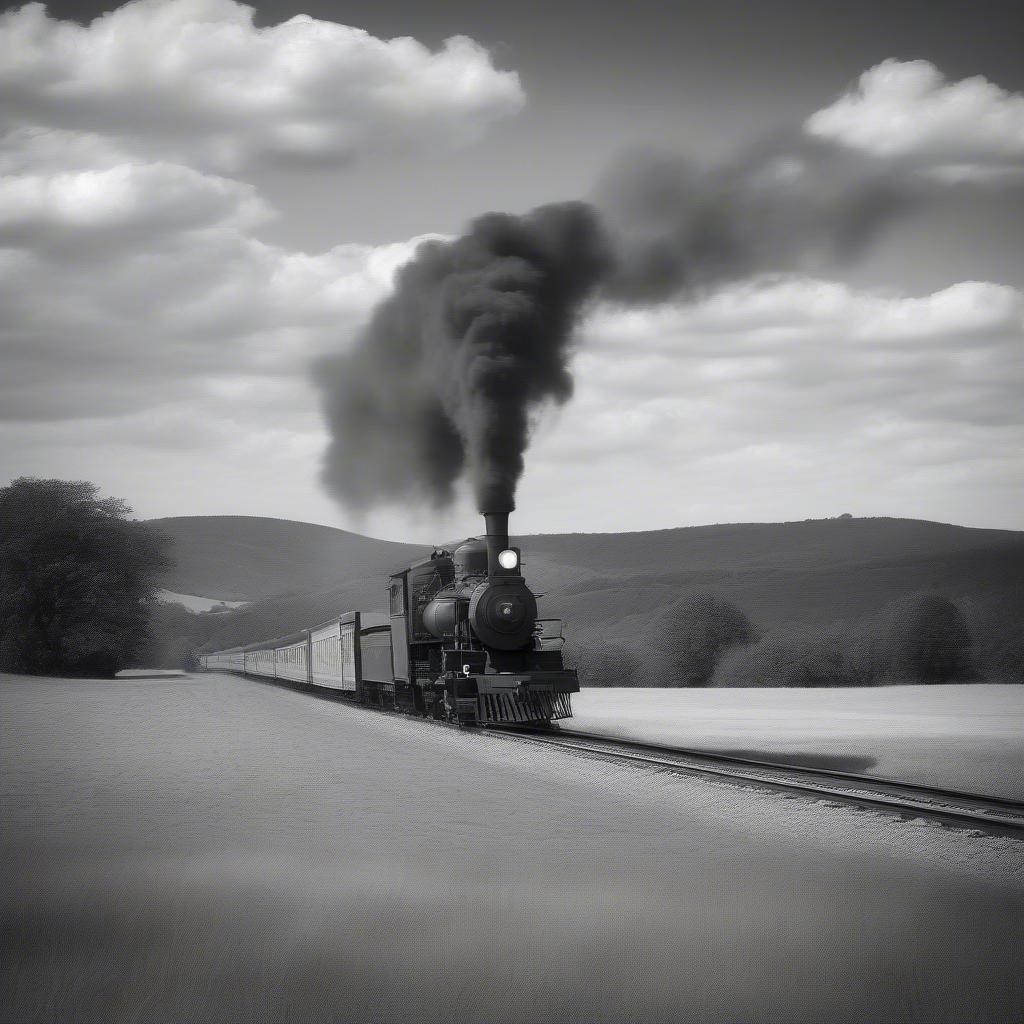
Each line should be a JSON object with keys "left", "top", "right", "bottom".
{"left": 498, "top": 548, "right": 519, "bottom": 570}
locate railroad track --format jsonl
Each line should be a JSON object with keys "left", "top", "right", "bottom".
{"left": 221, "top": 671, "right": 1024, "bottom": 835}
{"left": 496, "top": 727, "right": 1024, "bottom": 836}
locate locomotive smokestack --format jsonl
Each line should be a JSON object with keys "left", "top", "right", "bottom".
{"left": 482, "top": 509, "right": 511, "bottom": 578}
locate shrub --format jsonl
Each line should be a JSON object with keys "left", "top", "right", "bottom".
{"left": 657, "top": 593, "right": 758, "bottom": 686}
{"left": 883, "top": 593, "right": 975, "bottom": 683}
{"left": 712, "top": 621, "right": 891, "bottom": 688}
{"left": 957, "top": 595, "right": 1023, "bottom": 684}
{"left": 712, "top": 628, "right": 851, "bottom": 688}
{"left": 713, "top": 595, "right": 980, "bottom": 689}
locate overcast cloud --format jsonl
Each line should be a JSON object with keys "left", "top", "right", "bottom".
{"left": 0, "top": 0, "right": 1021, "bottom": 536}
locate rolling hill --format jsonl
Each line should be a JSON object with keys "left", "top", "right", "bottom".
{"left": 148, "top": 515, "right": 1024, "bottom": 684}
{"left": 149, "top": 515, "right": 422, "bottom": 601}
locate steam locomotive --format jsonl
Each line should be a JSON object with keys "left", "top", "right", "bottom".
{"left": 200, "top": 511, "right": 579, "bottom": 726}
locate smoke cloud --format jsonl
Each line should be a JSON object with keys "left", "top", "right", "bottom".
{"left": 318, "top": 202, "right": 609, "bottom": 512}
{"left": 319, "top": 133, "right": 944, "bottom": 515}
{"left": 597, "top": 134, "right": 912, "bottom": 301}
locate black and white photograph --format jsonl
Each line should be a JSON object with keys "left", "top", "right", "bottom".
{"left": 1, "top": 1, "right": 1023, "bottom": 1021}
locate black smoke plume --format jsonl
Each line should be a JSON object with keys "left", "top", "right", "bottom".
{"left": 597, "top": 134, "right": 912, "bottom": 301}
{"left": 320, "top": 135, "right": 919, "bottom": 514}
{"left": 319, "top": 201, "right": 609, "bottom": 512}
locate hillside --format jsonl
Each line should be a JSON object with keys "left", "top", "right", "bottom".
{"left": 148, "top": 515, "right": 1024, "bottom": 684}
{"left": 149, "top": 516, "right": 422, "bottom": 601}
{"left": 523, "top": 517, "right": 1020, "bottom": 572}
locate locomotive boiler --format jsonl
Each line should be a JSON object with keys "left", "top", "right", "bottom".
{"left": 200, "top": 510, "right": 579, "bottom": 727}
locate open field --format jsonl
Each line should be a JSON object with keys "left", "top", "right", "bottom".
{"left": 3, "top": 671, "right": 1023, "bottom": 1023}
{"left": 572, "top": 685, "right": 1024, "bottom": 801}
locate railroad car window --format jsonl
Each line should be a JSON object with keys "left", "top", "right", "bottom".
{"left": 390, "top": 583, "right": 404, "bottom": 615}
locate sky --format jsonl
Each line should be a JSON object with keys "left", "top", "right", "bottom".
{"left": 1, "top": 0, "right": 1022, "bottom": 541}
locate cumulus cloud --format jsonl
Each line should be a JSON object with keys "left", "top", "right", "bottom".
{"left": 578, "top": 277, "right": 1023, "bottom": 427}
{"left": 0, "top": 162, "right": 269, "bottom": 249}
{"left": 0, "top": 0, "right": 524, "bottom": 171}
{"left": 589, "top": 277, "right": 1023, "bottom": 351}
{"left": 806, "top": 59, "right": 1024, "bottom": 180}
{"left": 0, "top": 163, "right": 435, "bottom": 423}
{"left": 507, "top": 277, "right": 1024, "bottom": 530}
{"left": 0, "top": 127, "right": 136, "bottom": 175}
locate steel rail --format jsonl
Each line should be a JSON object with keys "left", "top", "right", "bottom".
{"left": 556, "top": 728, "right": 1024, "bottom": 810}
{"left": 495, "top": 728, "right": 1024, "bottom": 835}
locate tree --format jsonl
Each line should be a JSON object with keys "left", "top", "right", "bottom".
{"left": 658, "top": 593, "right": 758, "bottom": 686}
{"left": 885, "top": 593, "right": 975, "bottom": 683}
{"left": 958, "top": 594, "right": 1024, "bottom": 684}
{"left": 0, "top": 478, "right": 172, "bottom": 677}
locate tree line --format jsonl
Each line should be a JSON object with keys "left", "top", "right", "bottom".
{"left": 573, "top": 590, "right": 1016, "bottom": 688}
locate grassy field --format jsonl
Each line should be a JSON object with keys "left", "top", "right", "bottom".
{"left": 3, "top": 671, "right": 1024, "bottom": 1023}
{"left": 572, "top": 684, "right": 1024, "bottom": 800}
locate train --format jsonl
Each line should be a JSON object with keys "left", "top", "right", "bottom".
{"left": 199, "top": 510, "right": 579, "bottom": 727}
